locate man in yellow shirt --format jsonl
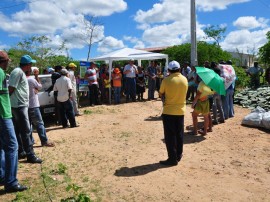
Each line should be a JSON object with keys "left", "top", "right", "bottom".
{"left": 159, "top": 61, "right": 188, "bottom": 166}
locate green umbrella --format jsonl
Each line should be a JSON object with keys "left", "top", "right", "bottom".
{"left": 195, "top": 66, "right": 226, "bottom": 95}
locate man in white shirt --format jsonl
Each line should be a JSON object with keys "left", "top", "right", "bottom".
{"left": 27, "top": 67, "right": 54, "bottom": 147}
{"left": 53, "top": 69, "right": 78, "bottom": 128}
{"left": 123, "top": 59, "right": 138, "bottom": 102}
{"left": 67, "top": 63, "right": 80, "bottom": 116}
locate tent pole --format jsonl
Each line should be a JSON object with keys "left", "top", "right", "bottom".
{"left": 109, "top": 59, "right": 112, "bottom": 104}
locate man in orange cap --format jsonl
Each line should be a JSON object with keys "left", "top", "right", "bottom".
{"left": 112, "top": 67, "right": 122, "bottom": 104}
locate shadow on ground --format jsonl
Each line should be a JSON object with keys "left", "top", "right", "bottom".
{"left": 114, "top": 163, "right": 169, "bottom": 177}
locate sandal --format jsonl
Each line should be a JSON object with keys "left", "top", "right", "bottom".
{"left": 198, "top": 129, "right": 206, "bottom": 136}
{"left": 200, "top": 128, "right": 212, "bottom": 132}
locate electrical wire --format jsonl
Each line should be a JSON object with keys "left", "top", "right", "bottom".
{"left": 0, "top": 0, "right": 45, "bottom": 10}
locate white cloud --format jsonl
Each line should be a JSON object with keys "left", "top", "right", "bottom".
{"left": 220, "top": 28, "right": 270, "bottom": 53}
{"left": 197, "top": 0, "right": 250, "bottom": 12}
{"left": 233, "top": 16, "right": 269, "bottom": 30}
{"left": 0, "top": 0, "right": 127, "bottom": 53}
{"left": 133, "top": 0, "right": 251, "bottom": 48}
{"left": 97, "top": 36, "right": 125, "bottom": 53}
{"left": 123, "top": 36, "right": 145, "bottom": 49}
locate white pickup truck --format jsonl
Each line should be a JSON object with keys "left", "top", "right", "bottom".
{"left": 36, "top": 74, "right": 55, "bottom": 116}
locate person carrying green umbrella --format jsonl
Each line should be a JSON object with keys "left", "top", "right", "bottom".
{"left": 191, "top": 67, "right": 225, "bottom": 136}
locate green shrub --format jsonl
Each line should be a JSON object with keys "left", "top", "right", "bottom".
{"left": 234, "top": 66, "right": 250, "bottom": 89}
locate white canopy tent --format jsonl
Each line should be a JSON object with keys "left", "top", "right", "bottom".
{"left": 90, "top": 47, "right": 169, "bottom": 104}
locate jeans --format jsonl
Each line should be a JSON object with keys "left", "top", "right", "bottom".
{"left": 28, "top": 107, "right": 48, "bottom": 145}
{"left": 0, "top": 118, "right": 19, "bottom": 189}
{"left": 12, "top": 107, "right": 35, "bottom": 158}
{"left": 59, "top": 99, "right": 76, "bottom": 127}
{"left": 222, "top": 88, "right": 234, "bottom": 119}
{"left": 162, "top": 114, "right": 184, "bottom": 162}
{"left": 226, "top": 88, "right": 234, "bottom": 118}
{"left": 148, "top": 78, "right": 156, "bottom": 99}
{"left": 126, "top": 78, "right": 136, "bottom": 101}
{"left": 212, "top": 94, "right": 225, "bottom": 122}
{"left": 114, "top": 87, "right": 121, "bottom": 104}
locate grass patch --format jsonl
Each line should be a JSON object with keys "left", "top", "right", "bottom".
{"left": 83, "top": 109, "right": 93, "bottom": 115}
{"left": 119, "top": 132, "right": 132, "bottom": 138}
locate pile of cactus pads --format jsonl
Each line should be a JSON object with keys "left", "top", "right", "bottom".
{"left": 234, "top": 86, "right": 270, "bottom": 111}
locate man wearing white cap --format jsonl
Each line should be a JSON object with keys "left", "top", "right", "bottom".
{"left": 53, "top": 69, "right": 78, "bottom": 128}
{"left": 27, "top": 67, "right": 55, "bottom": 147}
{"left": 159, "top": 60, "right": 188, "bottom": 166}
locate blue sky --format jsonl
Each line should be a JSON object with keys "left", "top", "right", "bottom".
{"left": 0, "top": 0, "right": 269, "bottom": 61}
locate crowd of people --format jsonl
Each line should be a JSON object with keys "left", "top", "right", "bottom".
{"left": 0, "top": 51, "right": 81, "bottom": 193}
{"left": 1, "top": 48, "right": 268, "bottom": 191}
{"left": 80, "top": 59, "right": 164, "bottom": 105}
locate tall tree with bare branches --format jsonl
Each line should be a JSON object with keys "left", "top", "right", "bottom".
{"left": 79, "top": 16, "right": 104, "bottom": 61}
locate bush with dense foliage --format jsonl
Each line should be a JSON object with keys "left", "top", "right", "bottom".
{"left": 162, "top": 41, "right": 232, "bottom": 66}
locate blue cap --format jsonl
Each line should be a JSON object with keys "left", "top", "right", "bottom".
{"left": 20, "top": 55, "right": 36, "bottom": 64}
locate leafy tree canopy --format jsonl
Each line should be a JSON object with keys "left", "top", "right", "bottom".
{"left": 162, "top": 41, "right": 232, "bottom": 66}
{"left": 258, "top": 31, "right": 270, "bottom": 65}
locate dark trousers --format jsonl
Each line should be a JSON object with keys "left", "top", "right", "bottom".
{"left": 88, "top": 84, "right": 99, "bottom": 105}
{"left": 162, "top": 114, "right": 184, "bottom": 161}
{"left": 58, "top": 99, "right": 76, "bottom": 127}
{"left": 126, "top": 78, "right": 136, "bottom": 101}
{"left": 11, "top": 107, "right": 35, "bottom": 158}
{"left": 54, "top": 94, "right": 61, "bottom": 124}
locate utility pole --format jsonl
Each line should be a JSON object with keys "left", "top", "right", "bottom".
{"left": 191, "top": 0, "right": 198, "bottom": 66}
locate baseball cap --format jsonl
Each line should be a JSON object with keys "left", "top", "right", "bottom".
{"left": 168, "top": 61, "right": 180, "bottom": 70}
{"left": 61, "top": 69, "right": 69, "bottom": 75}
{"left": 0, "top": 50, "right": 10, "bottom": 61}
{"left": 129, "top": 58, "right": 134, "bottom": 62}
{"left": 48, "top": 67, "right": 55, "bottom": 73}
{"left": 31, "top": 66, "right": 39, "bottom": 73}
{"left": 68, "top": 62, "right": 77, "bottom": 68}
{"left": 20, "top": 55, "right": 36, "bottom": 64}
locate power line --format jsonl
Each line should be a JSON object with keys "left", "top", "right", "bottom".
{"left": 256, "top": 0, "right": 270, "bottom": 10}
{"left": 0, "top": 0, "right": 44, "bottom": 10}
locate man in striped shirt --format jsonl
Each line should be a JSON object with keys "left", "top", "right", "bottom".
{"left": 84, "top": 62, "right": 99, "bottom": 106}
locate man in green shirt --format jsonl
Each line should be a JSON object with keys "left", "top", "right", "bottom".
{"left": 0, "top": 50, "right": 27, "bottom": 192}
{"left": 9, "top": 55, "right": 42, "bottom": 164}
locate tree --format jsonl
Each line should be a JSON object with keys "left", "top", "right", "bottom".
{"left": 17, "top": 35, "right": 66, "bottom": 59}
{"left": 7, "top": 35, "right": 72, "bottom": 73}
{"left": 162, "top": 41, "right": 231, "bottom": 66}
{"left": 258, "top": 31, "right": 270, "bottom": 65}
{"left": 203, "top": 25, "right": 226, "bottom": 47}
{"left": 78, "top": 16, "right": 104, "bottom": 61}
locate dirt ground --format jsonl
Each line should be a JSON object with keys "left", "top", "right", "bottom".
{"left": 1, "top": 95, "right": 270, "bottom": 201}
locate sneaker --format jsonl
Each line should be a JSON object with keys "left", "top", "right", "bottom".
{"left": 27, "top": 155, "right": 43, "bottom": 164}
